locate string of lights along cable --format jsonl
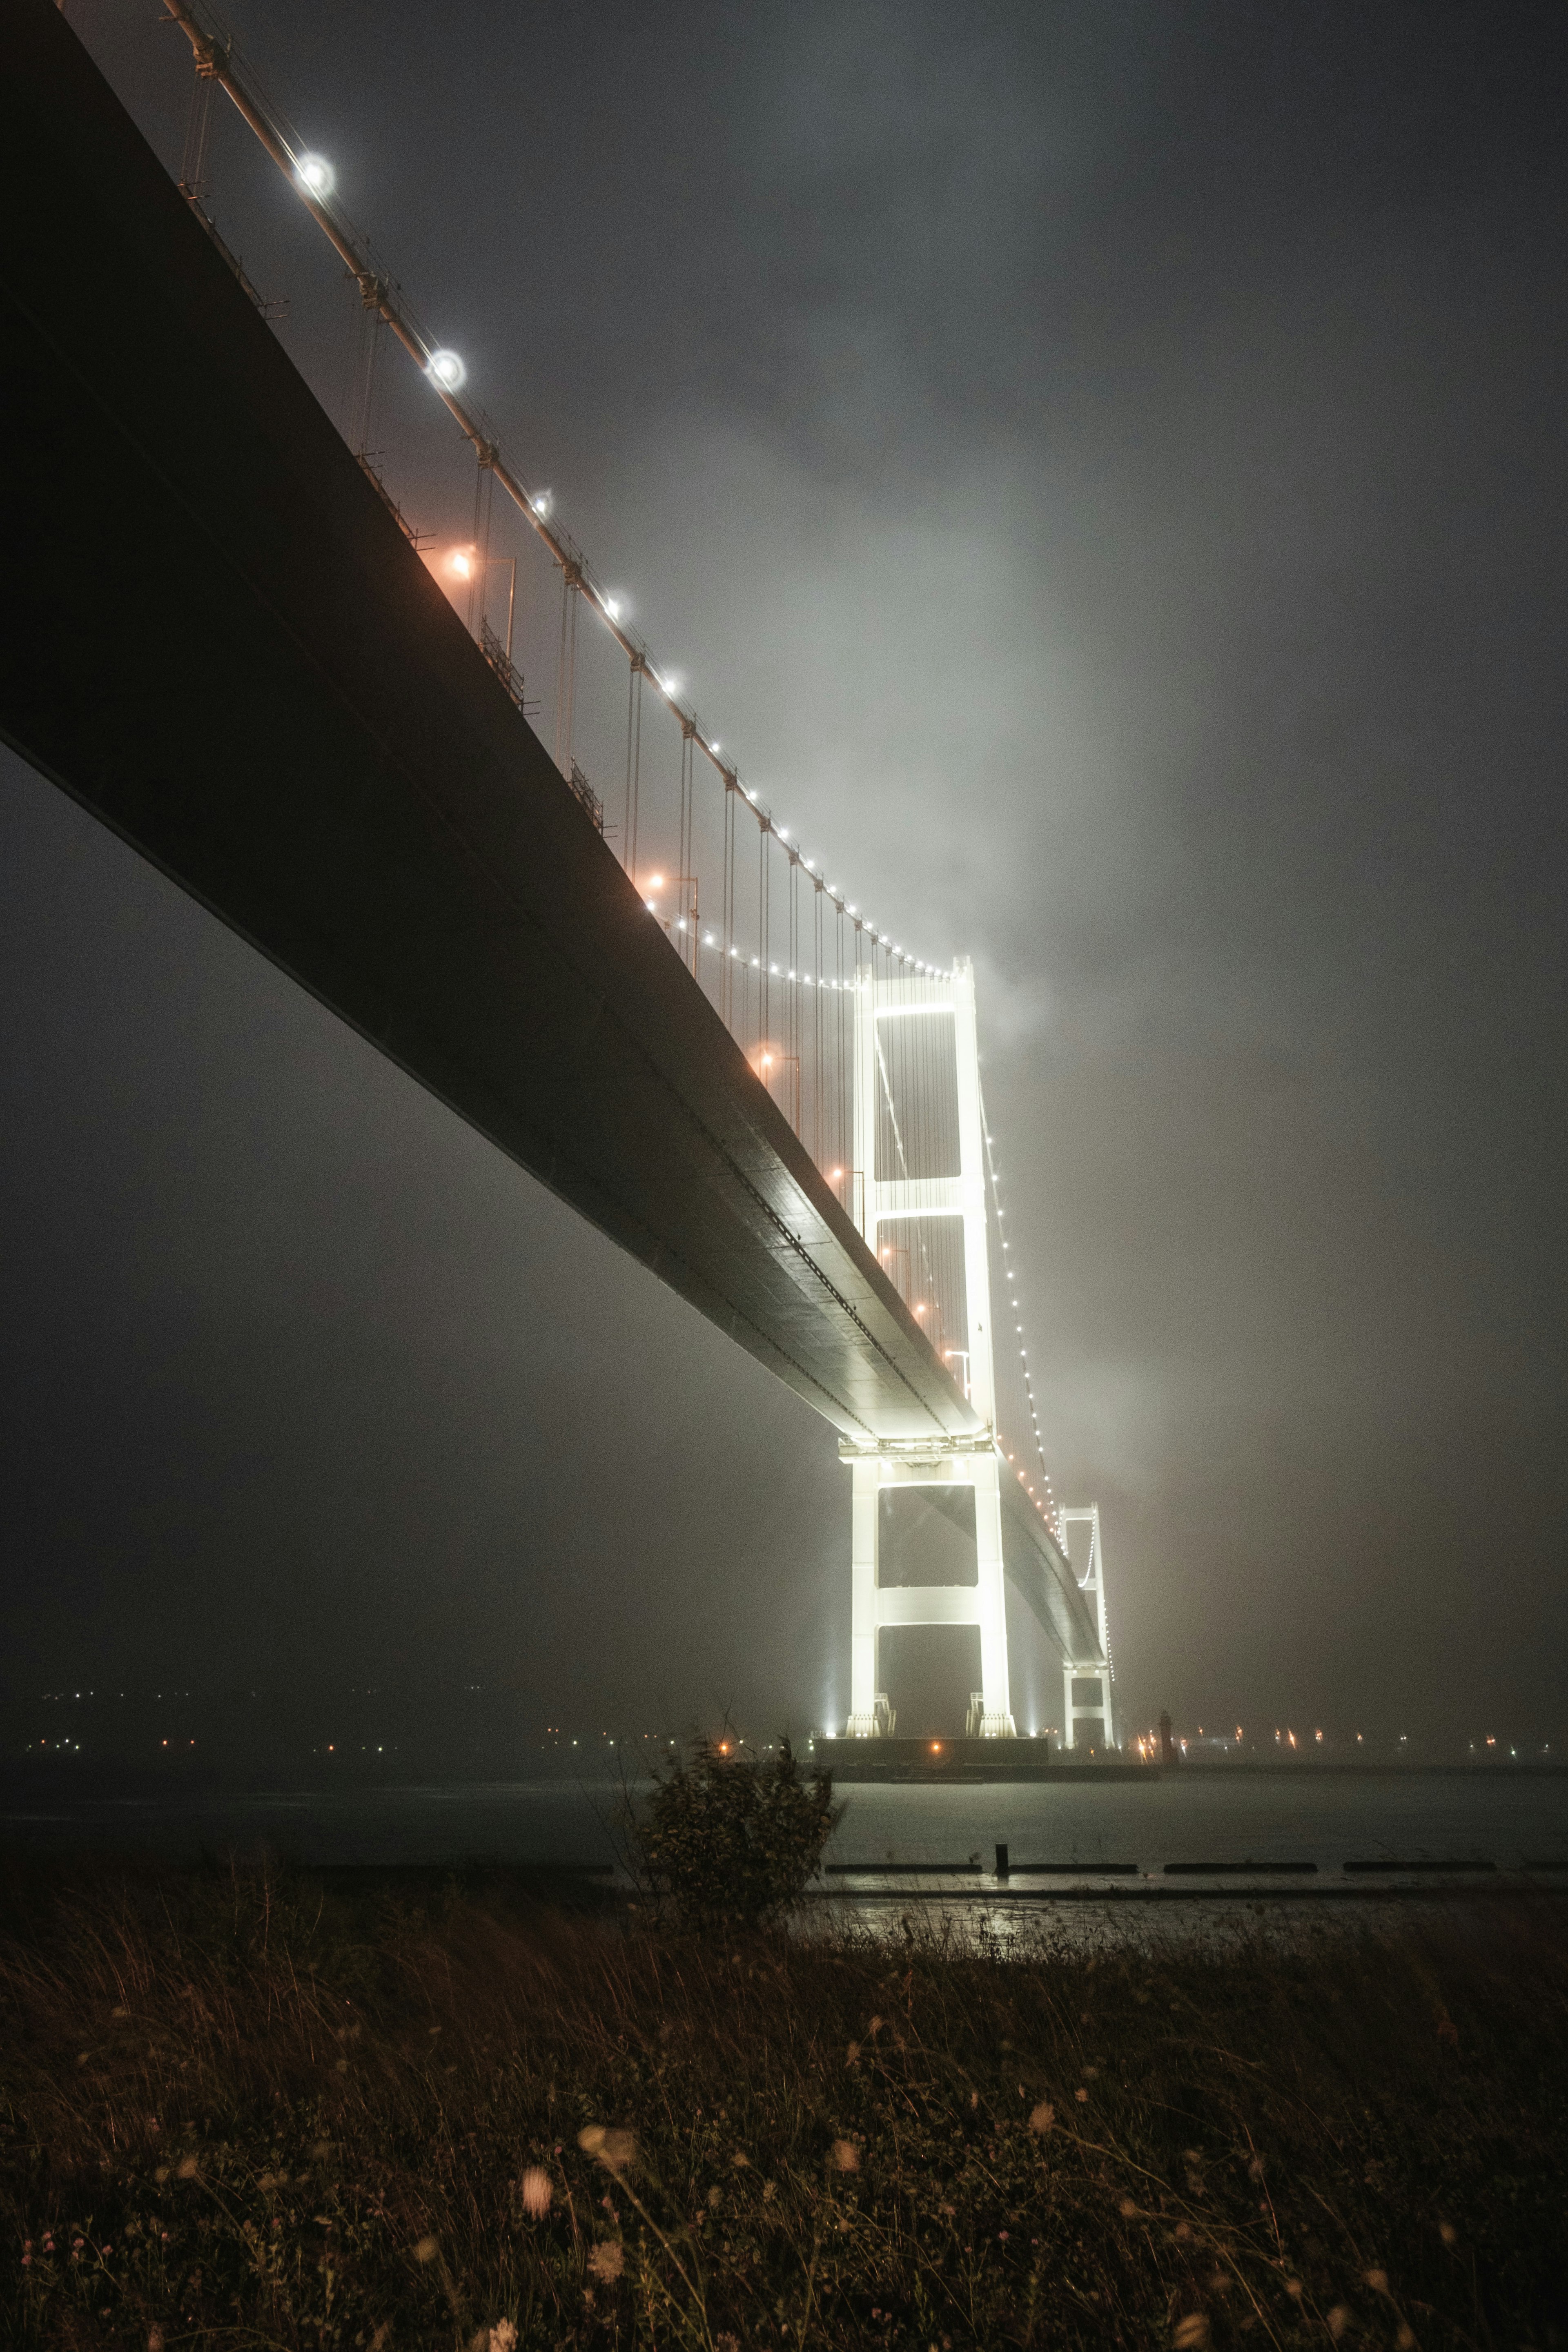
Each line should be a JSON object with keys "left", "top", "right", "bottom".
{"left": 158, "top": 0, "right": 965, "bottom": 1217}
{"left": 153, "top": 0, "right": 1074, "bottom": 1567}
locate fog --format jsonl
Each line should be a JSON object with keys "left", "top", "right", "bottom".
{"left": 4, "top": 0, "right": 1565, "bottom": 1746}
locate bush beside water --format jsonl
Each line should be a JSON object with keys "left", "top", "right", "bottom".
{"left": 628, "top": 1734, "right": 842, "bottom": 1927}
{"left": 2, "top": 1849, "right": 1565, "bottom": 2347}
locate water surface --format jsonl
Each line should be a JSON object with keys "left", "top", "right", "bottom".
{"left": 4, "top": 1769, "right": 1564, "bottom": 1875}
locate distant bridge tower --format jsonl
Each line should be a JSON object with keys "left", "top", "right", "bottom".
{"left": 844, "top": 956, "right": 1016, "bottom": 1737}
{"left": 1059, "top": 1505, "right": 1115, "bottom": 1748}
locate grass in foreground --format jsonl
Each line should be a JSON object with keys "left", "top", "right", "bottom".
{"left": 1, "top": 1858, "right": 1565, "bottom": 2348}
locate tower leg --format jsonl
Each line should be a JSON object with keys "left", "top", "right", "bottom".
{"left": 846, "top": 1454, "right": 879, "bottom": 1735}
{"left": 973, "top": 1453, "right": 1016, "bottom": 1736}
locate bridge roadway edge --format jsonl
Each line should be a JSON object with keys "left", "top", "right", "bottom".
{"left": 0, "top": 0, "right": 985, "bottom": 1450}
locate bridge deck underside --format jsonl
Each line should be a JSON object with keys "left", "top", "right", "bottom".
{"left": 0, "top": 0, "right": 981, "bottom": 1447}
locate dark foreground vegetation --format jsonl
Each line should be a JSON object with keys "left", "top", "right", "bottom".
{"left": 2, "top": 1858, "right": 1565, "bottom": 2350}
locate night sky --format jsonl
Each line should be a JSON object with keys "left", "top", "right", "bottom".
{"left": 3, "top": 0, "right": 1566, "bottom": 1747}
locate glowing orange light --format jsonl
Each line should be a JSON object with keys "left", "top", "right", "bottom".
{"left": 647, "top": 872, "right": 664, "bottom": 889}
{"left": 930, "top": 1741, "right": 941, "bottom": 1753}
{"left": 914, "top": 1301, "right": 927, "bottom": 1315}
{"left": 761, "top": 1053, "right": 773, "bottom": 1068}
{"left": 448, "top": 550, "right": 472, "bottom": 579}
{"left": 830, "top": 1168, "right": 843, "bottom": 1181}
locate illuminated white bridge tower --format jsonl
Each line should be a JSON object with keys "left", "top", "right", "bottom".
{"left": 1059, "top": 1506, "right": 1114, "bottom": 1748}
{"left": 843, "top": 958, "right": 1015, "bottom": 1736}
{"left": 840, "top": 957, "right": 1114, "bottom": 1744}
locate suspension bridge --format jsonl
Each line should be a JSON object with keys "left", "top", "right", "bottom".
{"left": 0, "top": 0, "right": 1116, "bottom": 1751}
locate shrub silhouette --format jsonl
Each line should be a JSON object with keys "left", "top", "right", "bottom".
{"left": 631, "top": 1735, "right": 841, "bottom": 1926}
